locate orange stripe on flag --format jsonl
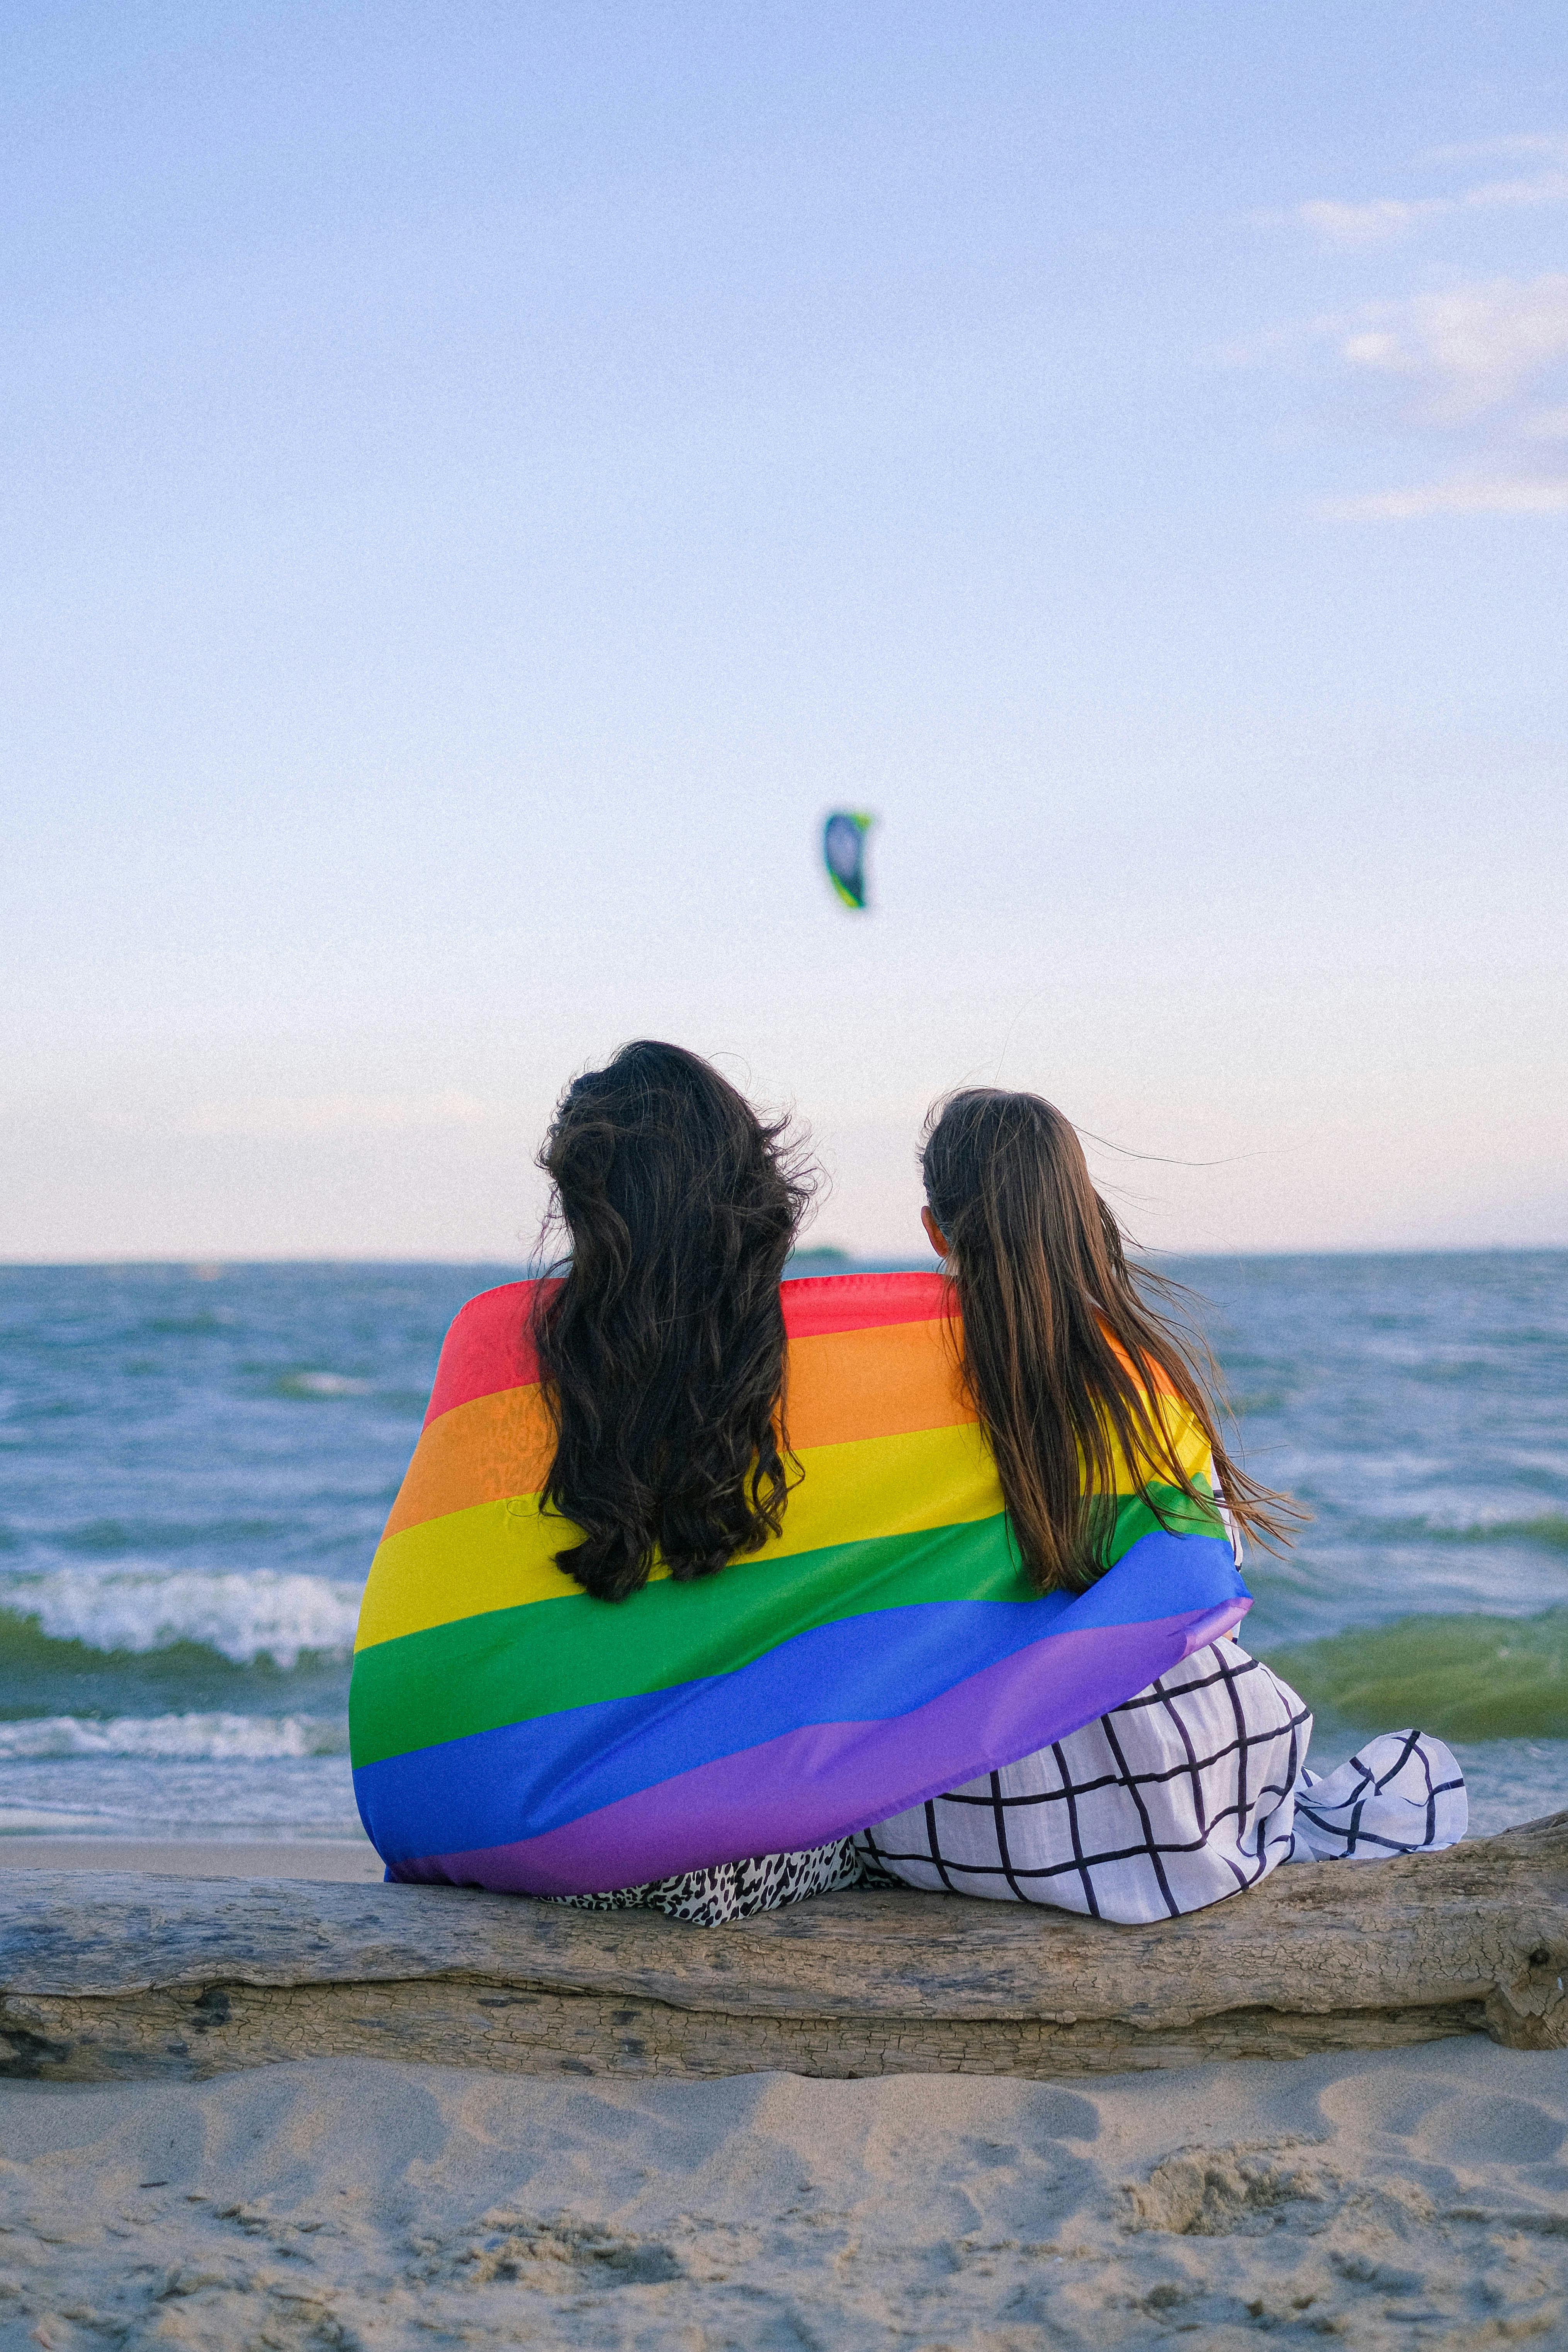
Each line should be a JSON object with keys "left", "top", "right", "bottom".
{"left": 783, "top": 1320, "right": 973, "bottom": 1449}
{"left": 383, "top": 1316, "right": 977, "bottom": 1540}
{"left": 382, "top": 1382, "right": 556, "bottom": 1540}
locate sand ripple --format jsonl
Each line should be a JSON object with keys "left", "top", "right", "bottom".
{"left": 3, "top": 2040, "right": 1567, "bottom": 2347}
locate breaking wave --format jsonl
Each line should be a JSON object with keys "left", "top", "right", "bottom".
{"left": 1265, "top": 1607, "right": 1568, "bottom": 1743}
{"left": 1377, "top": 1512, "right": 1568, "bottom": 1552}
{"left": 0, "top": 1712, "right": 348, "bottom": 1761}
{"left": 0, "top": 1567, "right": 362, "bottom": 1671}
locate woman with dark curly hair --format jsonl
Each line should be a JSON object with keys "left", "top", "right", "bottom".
{"left": 528, "top": 1039, "right": 868, "bottom": 1922}
{"left": 530, "top": 1039, "right": 813, "bottom": 1606}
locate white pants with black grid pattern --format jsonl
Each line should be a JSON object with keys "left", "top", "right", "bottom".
{"left": 852, "top": 1640, "right": 1466, "bottom": 1925}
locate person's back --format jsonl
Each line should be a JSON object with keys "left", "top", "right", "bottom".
{"left": 530, "top": 1038, "right": 810, "bottom": 1604}
{"left": 855, "top": 1087, "right": 1466, "bottom": 1919}
{"left": 355, "top": 1040, "right": 865, "bottom": 1920}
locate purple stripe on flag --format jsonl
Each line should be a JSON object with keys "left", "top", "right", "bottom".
{"left": 389, "top": 1599, "right": 1248, "bottom": 1897}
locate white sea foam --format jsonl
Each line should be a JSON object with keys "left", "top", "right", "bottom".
{"left": 0, "top": 1568, "right": 364, "bottom": 1667}
{"left": 0, "top": 1713, "right": 348, "bottom": 1761}
{"left": 0, "top": 1805, "right": 102, "bottom": 1831}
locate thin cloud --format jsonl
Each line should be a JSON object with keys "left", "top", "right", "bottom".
{"left": 1296, "top": 143, "right": 1568, "bottom": 247}
{"left": 1249, "top": 146, "right": 1568, "bottom": 519}
{"left": 1241, "top": 274, "right": 1568, "bottom": 521}
{"left": 1326, "top": 474, "right": 1568, "bottom": 520}
{"left": 1299, "top": 196, "right": 1451, "bottom": 247}
{"left": 1331, "top": 274, "right": 1568, "bottom": 421}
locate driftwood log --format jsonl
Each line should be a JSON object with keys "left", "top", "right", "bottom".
{"left": 3, "top": 1813, "right": 1566, "bottom": 2085}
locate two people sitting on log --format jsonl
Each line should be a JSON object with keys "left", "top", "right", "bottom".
{"left": 525, "top": 1042, "right": 1463, "bottom": 1927}
{"left": 353, "top": 1039, "right": 1464, "bottom": 1920}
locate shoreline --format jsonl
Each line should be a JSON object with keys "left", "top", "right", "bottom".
{"left": 0, "top": 1835, "right": 384, "bottom": 1881}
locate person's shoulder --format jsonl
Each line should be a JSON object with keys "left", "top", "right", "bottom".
{"left": 452, "top": 1276, "right": 548, "bottom": 1330}
{"left": 1096, "top": 1322, "right": 1186, "bottom": 1408}
{"left": 425, "top": 1279, "right": 554, "bottom": 1424}
{"left": 780, "top": 1268, "right": 950, "bottom": 1340}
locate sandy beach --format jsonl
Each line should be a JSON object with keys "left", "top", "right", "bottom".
{"left": 2, "top": 2037, "right": 1564, "bottom": 2348}
{"left": 0, "top": 1838, "right": 384, "bottom": 1883}
{"left": 5, "top": 1837, "right": 1568, "bottom": 2342}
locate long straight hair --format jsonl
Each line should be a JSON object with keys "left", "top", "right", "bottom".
{"left": 531, "top": 1041, "right": 815, "bottom": 1603}
{"left": 921, "top": 1088, "right": 1299, "bottom": 1594}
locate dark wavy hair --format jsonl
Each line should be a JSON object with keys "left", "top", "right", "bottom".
{"left": 530, "top": 1041, "right": 816, "bottom": 1603}
{"left": 922, "top": 1087, "right": 1301, "bottom": 1595}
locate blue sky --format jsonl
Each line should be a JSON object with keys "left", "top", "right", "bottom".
{"left": 3, "top": 2, "right": 1565, "bottom": 1258}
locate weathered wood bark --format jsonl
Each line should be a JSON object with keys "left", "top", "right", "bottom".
{"left": 3, "top": 1813, "right": 1566, "bottom": 2084}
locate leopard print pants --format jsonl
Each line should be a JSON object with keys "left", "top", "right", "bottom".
{"left": 543, "top": 1837, "right": 865, "bottom": 1926}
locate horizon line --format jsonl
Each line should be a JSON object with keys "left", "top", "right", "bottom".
{"left": 2, "top": 1242, "right": 1565, "bottom": 1271}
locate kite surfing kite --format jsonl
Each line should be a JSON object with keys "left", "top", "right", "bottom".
{"left": 822, "top": 810, "right": 873, "bottom": 909}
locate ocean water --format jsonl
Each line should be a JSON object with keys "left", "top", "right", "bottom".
{"left": 0, "top": 1254, "right": 1564, "bottom": 1847}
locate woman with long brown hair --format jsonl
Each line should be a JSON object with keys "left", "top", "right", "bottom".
{"left": 854, "top": 1088, "right": 1465, "bottom": 1921}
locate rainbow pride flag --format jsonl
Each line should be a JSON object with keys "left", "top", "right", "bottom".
{"left": 351, "top": 1272, "right": 1250, "bottom": 1893}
